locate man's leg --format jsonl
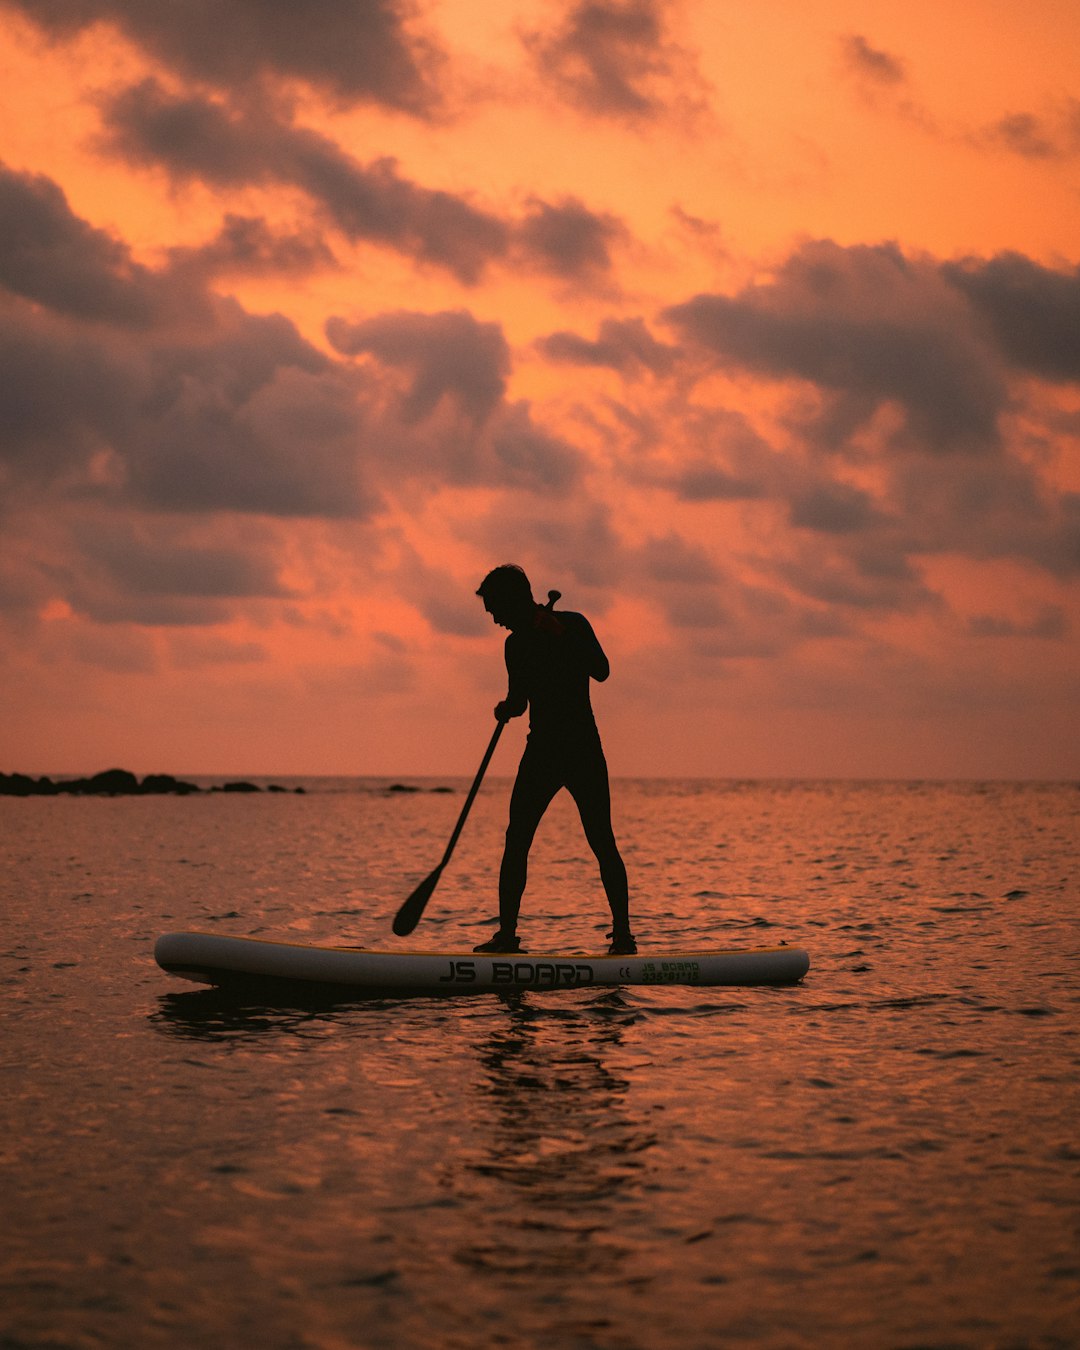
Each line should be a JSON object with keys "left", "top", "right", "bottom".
{"left": 497, "top": 748, "right": 562, "bottom": 934}
{"left": 567, "top": 748, "right": 630, "bottom": 935}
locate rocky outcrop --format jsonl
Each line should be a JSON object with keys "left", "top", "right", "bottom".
{"left": 0, "top": 769, "right": 304, "bottom": 795}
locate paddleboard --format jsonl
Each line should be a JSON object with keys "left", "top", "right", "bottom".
{"left": 155, "top": 931, "right": 810, "bottom": 995}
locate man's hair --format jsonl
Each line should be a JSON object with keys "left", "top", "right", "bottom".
{"left": 476, "top": 564, "right": 533, "bottom": 605}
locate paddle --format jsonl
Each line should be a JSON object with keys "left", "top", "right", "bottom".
{"left": 391, "top": 588, "right": 561, "bottom": 937}
{"left": 391, "top": 717, "right": 506, "bottom": 936}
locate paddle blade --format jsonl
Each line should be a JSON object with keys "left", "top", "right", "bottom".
{"left": 392, "top": 866, "right": 442, "bottom": 936}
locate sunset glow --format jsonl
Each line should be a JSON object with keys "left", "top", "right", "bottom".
{"left": 2, "top": 0, "right": 1077, "bottom": 777}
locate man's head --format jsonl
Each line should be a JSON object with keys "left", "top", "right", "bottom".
{"left": 477, "top": 564, "right": 535, "bottom": 630}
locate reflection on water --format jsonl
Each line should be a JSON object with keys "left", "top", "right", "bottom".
{"left": 149, "top": 986, "right": 467, "bottom": 1040}
{"left": 452, "top": 996, "right": 656, "bottom": 1289}
{"left": 151, "top": 988, "right": 353, "bottom": 1039}
{"left": 3, "top": 780, "right": 1078, "bottom": 1348}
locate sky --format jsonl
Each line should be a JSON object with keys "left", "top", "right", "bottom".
{"left": 1, "top": 0, "right": 1078, "bottom": 779}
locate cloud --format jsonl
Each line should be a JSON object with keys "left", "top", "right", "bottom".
{"left": 517, "top": 196, "right": 627, "bottom": 285}
{"left": 0, "top": 161, "right": 592, "bottom": 538}
{"left": 522, "top": 0, "right": 709, "bottom": 123}
{"left": 537, "top": 316, "right": 675, "bottom": 373}
{"left": 0, "top": 300, "right": 138, "bottom": 485}
{"left": 478, "top": 498, "right": 625, "bottom": 597}
{"left": 99, "top": 79, "right": 510, "bottom": 284}
{"left": 975, "top": 102, "right": 1080, "bottom": 162}
{"left": 942, "top": 252, "right": 1080, "bottom": 383}
{"left": 2, "top": 0, "right": 445, "bottom": 115}
{"left": 663, "top": 239, "right": 1006, "bottom": 455}
{"left": 390, "top": 545, "right": 489, "bottom": 638}
{"left": 328, "top": 307, "right": 584, "bottom": 494}
{"left": 0, "top": 169, "right": 375, "bottom": 519}
{"left": 52, "top": 518, "right": 288, "bottom": 626}
{"left": 771, "top": 536, "right": 932, "bottom": 615}
{"left": 167, "top": 214, "right": 338, "bottom": 280}
{"left": 79, "top": 523, "right": 284, "bottom": 600}
{"left": 0, "top": 160, "right": 184, "bottom": 326}
{"left": 837, "top": 37, "right": 1080, "bottom": 164}
{"left": 98, "top": 81, "right": 631, "bottom": 287}
{"left": 967, "top": 606, "right": 1067, "bottom": 639}
{"left": 786, "top": 478, "right": 881, "bottom": 534}
{"left": 326, "top": 309, "right": 510, "bottom": 424}
{"left": 839, "top": 34, "right": 907, "bottom": 86}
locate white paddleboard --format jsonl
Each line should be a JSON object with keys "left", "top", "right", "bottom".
{"left": 155, "top": 931, "right": 810, "bottom": 994}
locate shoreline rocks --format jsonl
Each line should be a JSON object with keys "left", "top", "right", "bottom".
{"left": 0, "top": 769, "right": 305, "bottom": 796}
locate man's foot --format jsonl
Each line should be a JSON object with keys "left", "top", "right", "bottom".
{"left": 473, "top": 930, "right": 524, "bottom": 954}
{"left": 607, "top": 929, "right": 637, "bottom": 956}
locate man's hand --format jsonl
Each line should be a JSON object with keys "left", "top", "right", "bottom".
{"left": 494, "top": 700, "right": 522, "bottom": 722}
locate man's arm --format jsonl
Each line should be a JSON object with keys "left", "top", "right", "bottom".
{"left": 567, "top": 613, "right": 609, "bottom": 682}
{"left": 495, "top": 634, "right": 529, "bottom": 721}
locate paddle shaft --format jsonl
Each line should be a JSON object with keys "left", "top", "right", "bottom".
{"left": 439, "top": 716, "right": 504, "bottom": 869}
{"left": 391, "top": 717, "right": 505, "bottom": 934}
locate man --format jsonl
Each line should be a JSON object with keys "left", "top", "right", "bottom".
{"left": 473, "top": 564, "right": 636, "bottom": 956}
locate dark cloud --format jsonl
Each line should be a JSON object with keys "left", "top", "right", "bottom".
{"left": 2, "top": 0, "right": 444, "bottom": 115}
{"left": 888, "top": 449, "right": 1080, "bottom": 579}
{"left": 517, "top": 196, "right": 626, "bottom": 283}
{"left": 641, "top": 532, "right": 721, "bottom": 584}
{"left": 523, "top": 0, "right": 707, "bottom": 123}
{"left": 787, "top": 479, "right": 880, "bottom": 534}
{"left": 168, "top": 214, "right": 338, "bottom": 280}
{"left": 478, "top": 500, "right": 624, "bottom": 598}
{"left": 836, "top": 34, "right": 1080, "bottom": 164}
{"left": 326, "top": 309, "right": 510, "bottom": 424}
{"left": 0, "top": 292, "right": 377, "bottom": 518}
{"left": 100, "top": 80, "right": 510, "bottom": 284}
{"left": 77, "top": 523, "right": 285, "bottom": 599}
{"left": 39, "top": 517, "right": 288, "bottom": 627}
{"left": 966, "top": 607, "right": 1069, "bottom": 637}
{"left": 126, "top": 327, "right": 375, "bottom": 517}
{"left": 537, "top": 316, "right": 675, "bottom": 373}
{"left": 968, "top": 606, "right": 1067, "bottom": 639}
{"left": 976, "top": 102, "right": 1080, "bottom": 162}
{"left": 98, "top": 82, "right": 631, "bottom": 288}
{"left": 664, "top": 239, "right": 1006, "bottom": 455}
{"left": 0, "top": 164, "right": 377, "bottom": 521}
{"left": 487, "top": 402, "right": 584, "bottom": 494}
{"left": 327, "top": 307, "right": 583, "bottom": 493}
{"left": 773, "top": 537, "right": 932, "bottom": 614}
{"left": 942, "top": 252, "right": 1080, "bottom": 383}
{"left": 0, "top": 161, "right": 178, "bottom": 326}
{"left": 169, "top": 634, "right": 268, "bottom": 667}
{"left": 672, "top": 465, "right": 765, "bottom": 502}
{"left": 0, "top": 163, "right": 589, "bottom": 531}
{"left": 609, "top": 399, "right": 778, "bottom": 504}
{"left": 839, "top": 34, "right": 907, "bottom": 86}
{"left": 393, "top": 547, "right": 489, "bottom": 637}
{"left": 0, "top": 300, "right": 138, "bottom": 484}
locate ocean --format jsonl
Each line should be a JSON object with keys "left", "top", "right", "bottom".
{"left": 2, "top": 778, "right": 1078, "bottom": 1348}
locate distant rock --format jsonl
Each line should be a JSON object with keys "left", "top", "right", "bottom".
{"left": 141, "top": 773, "right": 201, "bottom": 795}
{"left": 1, "top": 768, "right": 204, "bottom": 796}
{"left": 86, "top": 768, "right": 141, "bottom": 794}
{"left": 387, "top": 783, "right": 421, "bottom": 794}
{"left": 0, "top": 768, "right": 307, "bottom": 796}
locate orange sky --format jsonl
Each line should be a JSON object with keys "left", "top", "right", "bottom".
{"left": 1, "top": 0, "right": 1078, "bottom": 777}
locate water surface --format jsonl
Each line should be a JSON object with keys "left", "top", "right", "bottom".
{"left": 2, "top": 779, "right": 1078, "bottom": 1347}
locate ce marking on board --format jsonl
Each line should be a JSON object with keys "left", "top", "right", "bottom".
{"left": 618, "top": 965, "right": 632, "bottom": 980}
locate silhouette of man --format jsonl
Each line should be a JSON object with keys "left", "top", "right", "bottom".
{"left": 473, "top": 564, "right": 635, "bottom": 956}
